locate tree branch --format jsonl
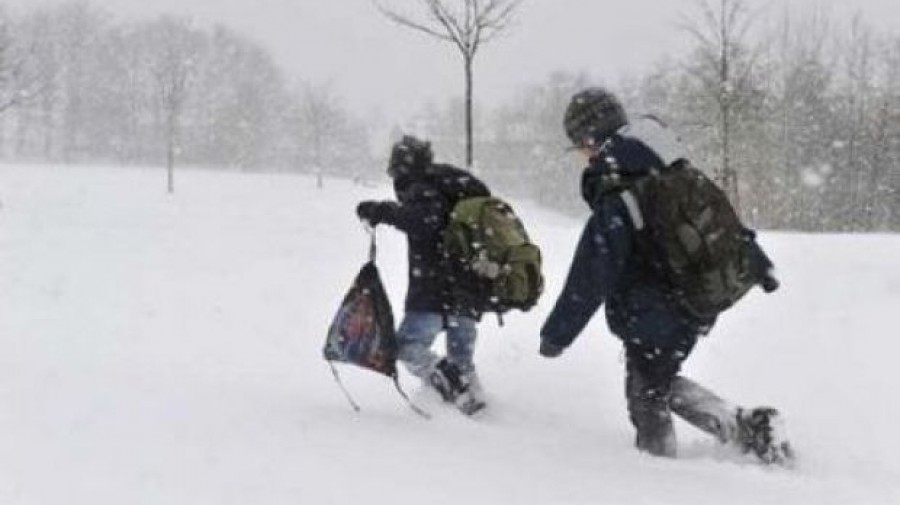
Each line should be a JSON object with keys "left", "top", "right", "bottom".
{"left": 374, "top": 1, "right": 455, "bottom": 42}
{"left": 374, "top": 0, "right": 523, "bottom": 55}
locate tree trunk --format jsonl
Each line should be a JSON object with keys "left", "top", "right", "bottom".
{"left": 166, "top": 144, "right": 175, "bottom": 194}
{"left": 717, "top": 0, "right": 740, "bottom": 214}
{"left": 722, "top": 105, "right": 741, "bottom": 213}
{"left": 464, "top": 56, "right": 474, "bottom": 170}
{"left": 166, "top": 113, "right": 175, "bottom": 194}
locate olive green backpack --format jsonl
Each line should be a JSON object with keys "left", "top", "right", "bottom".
{"left": 442, "top": 196, "right": 543, "bottom": 316}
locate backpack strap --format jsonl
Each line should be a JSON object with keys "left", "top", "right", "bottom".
{"left": 327, "top": 361, "right": 361, "bottom": 412}
{"left": 392, "top": 374, "right": 431, "bottom": 419}
{"left": 328, "top": 361, "right": 431, "bottom": 419}
{"left": 620, "top": 189, "right": 645, "bottom": 231}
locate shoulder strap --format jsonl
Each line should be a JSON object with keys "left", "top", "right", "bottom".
{"left": 620, "top": 189, "right": 645, "bottom": 231}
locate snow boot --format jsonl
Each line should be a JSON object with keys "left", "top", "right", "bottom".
{"left": 736, "top": 407, "right": 795, "bottom": 465}
{"left": 458, "top": 371, "right": 487, "bottom": 415}
{"left": 671, "top": 378, "right": 794, "bottom": 464}
{"left": 428, "top": 359, "right": 486, "bottom": 416}
{"left": 455, "top": 391, "right": 487, "bottom": 416}
{"left": 670, "top": 376, "right": 740, "bottom": 443}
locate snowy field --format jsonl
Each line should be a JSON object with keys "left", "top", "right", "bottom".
{"left": 1, "top": 163, "right": 899, "bottom": 505}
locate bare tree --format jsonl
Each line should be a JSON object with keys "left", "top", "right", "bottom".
{"left": 871, "top": 37, "right": 900, "bottom": 230}
{"left": 289, "top": 83, "right": 371, "bottom": 187}
{"left": 680, "top": 0, "right": 762, "bottom": 211}
{"left": 300, "top": 83, "right": 343, "bottom": 187}
{"left": 840, "top": 14, "right": 875, "bottom": 229}
{"left": 0, "top": 15, "right": 44, "bottom": 117}
{"left": 188, "top": 26, "right": 288, "bottom": 171}
{"left": 145, "top": 17, "right": 204, "bottom": 194}
{"left": 375, "top": 0, "right": 522, "bottom": 169}
{"left": 0, "top": 21, "right": 23, "bottom": 115}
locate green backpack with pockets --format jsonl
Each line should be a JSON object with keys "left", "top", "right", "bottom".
{"left": 442, "top": 196, "right": 543, "bottom": 316}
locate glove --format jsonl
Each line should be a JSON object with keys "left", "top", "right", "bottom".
{"left": 356, "top": 201, "right": 387, "bottom": 226}
{"left": 761, "top": 273, "right": 780, "bottom": 293}
{"left": 539, "top": 340, "right": 565, "bottom": 358}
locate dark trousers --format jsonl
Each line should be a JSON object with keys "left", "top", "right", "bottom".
{"left": 624, "top": 337, "right": 739, "bottom": 457}
{"left": 624, "top": 341, "right": 690, "bottom": 457}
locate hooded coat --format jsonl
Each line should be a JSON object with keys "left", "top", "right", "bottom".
{"left": 541, "top": 116, "right": 772, "bottom": 351}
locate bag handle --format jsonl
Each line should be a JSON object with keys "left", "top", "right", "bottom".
{"left": 368, "top": 228, "right": 377, "bottom": 262}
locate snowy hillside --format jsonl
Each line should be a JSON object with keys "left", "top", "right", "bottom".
{"left": 1, "top": 164, "right": 898, "bottom": 505}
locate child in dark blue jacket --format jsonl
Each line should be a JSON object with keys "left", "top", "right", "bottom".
{"left": 540, "top": 88, "right": 792, "bottom": 463}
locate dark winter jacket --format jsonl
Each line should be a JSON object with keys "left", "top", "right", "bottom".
{"left": 379, "top": 163, "right": 490, "bottom": 316}
{"left": 541, "top": 116, "right": 771, "bottom": 351}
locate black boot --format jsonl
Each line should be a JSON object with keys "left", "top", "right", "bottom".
{"left": 736, "top": 407, "right": 795, "bottom": 465}
{"left": 429, "top": 358, "right": 466, "bottom": 401}
{"left": 428, "top": 359, "right": 486, "bottom": 416}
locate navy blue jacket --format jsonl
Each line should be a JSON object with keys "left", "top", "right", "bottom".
{"left": 541, "top": 117, "right": 715, "bottom": 351}
{"left": 380, "top": 163, "right": 490, "bottom": 316}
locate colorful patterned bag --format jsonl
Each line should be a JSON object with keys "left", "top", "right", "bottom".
{"left": 323, "top": 233, "right": 427, "bottom": 417}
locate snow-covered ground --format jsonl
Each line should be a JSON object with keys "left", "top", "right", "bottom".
{"left": 1, "top": 163, "right": 898, "bottom": 505}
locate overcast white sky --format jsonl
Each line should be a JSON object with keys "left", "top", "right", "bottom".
{"left": 6, "top": 0, "right": 900, "bottom": 132}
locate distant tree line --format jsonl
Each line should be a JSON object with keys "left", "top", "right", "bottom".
{"left": 1, "top": 1, "right": 896, "bottom": 231}
{"left": 414, "top": 3, "right": 899, "bottom": 232}
{"left": 0, "top": 1, "right": 372, "bottom": 188}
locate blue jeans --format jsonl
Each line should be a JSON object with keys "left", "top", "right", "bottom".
{"left": 396, "top": 311, "right": 477, "bottom": 378}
